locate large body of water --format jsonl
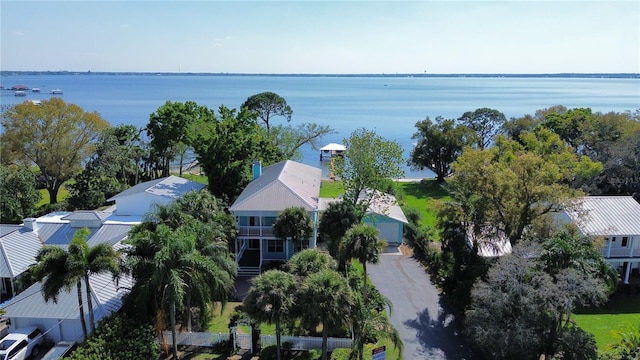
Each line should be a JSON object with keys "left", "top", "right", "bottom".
{"left": 1, "top": 74, "right": 639, "bottom": 178}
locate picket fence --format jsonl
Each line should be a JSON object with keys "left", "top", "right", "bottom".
{"left": 159, "top": 330, "right": 352, "bottom": 352}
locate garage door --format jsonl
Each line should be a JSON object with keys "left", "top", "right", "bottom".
{"left": 377, "top": 222, "right": 401, "bottom": 244}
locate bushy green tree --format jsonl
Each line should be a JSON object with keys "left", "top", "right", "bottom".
{"left": 447, "top": 127, "right": 602, "bottom": 245}
{"left": 334, "top": 128, "right": 404, "bottom": 220}
{"left": 67, "top": 313, "right": 159, "bottom": 360}
{"left": 241, "top": 92, "right": 293, "bottom": 130}
{"left": 273, "top": 207, "right": 314, "bottom": 252}
{"left": 317, "top": 200, "right": 358, "bottom": 260}
{"left": 410, "top": 116, "right": 476, "bottom": 183}
{"left": 341, "top": 224, "right": 386, "bottom": 302}
{"left": 188, "top": 105, "right": 282, "bottom": 201}
{"left": 1, "top": 98, "right": 110, "bottom": 203}
{"left": 0, "top": 164, "right": 41, "bottom": 223}
{"left": 458, "top": 107, "right": 506, "bottom": 150}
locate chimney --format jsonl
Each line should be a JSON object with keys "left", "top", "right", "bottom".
{"left": 22, "top": 218, "right": 38, "bottom": 232}
{"left": 252, "top": 160, "right": 262, "bottom": 180}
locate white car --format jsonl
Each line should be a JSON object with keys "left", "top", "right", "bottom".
{"left": 0, "top": 327, "right": 44, "bottom": 360}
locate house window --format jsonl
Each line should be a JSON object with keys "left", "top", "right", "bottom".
{"left": 622, "top": 237, "right": 629, "bottom": 247}
{"left": 294, "top": 240, "right": 309, "bottom": 253}
{"left": 249, "top": 216, "right": 258, "bottom": 226}
{"left": 267, "top": 239, "right": 284, "bottom": 253}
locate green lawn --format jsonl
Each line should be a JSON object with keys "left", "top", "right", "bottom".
{"left": 397, "top": 179, "right": 450, "bottom": 231}
{"left": 207, "top": 302, "right": 242, "bottom": 333}
{"left": 37, "top": 186, "right": 71, "bottom": 207}
{"left": 573, "top": 293, "right": 640, "bottom": 351}
{"left": 180, "top": 173, "right": 209, "bottom": 185}
{"left": 319, "top": 181, "right": 345, "bottom": 198}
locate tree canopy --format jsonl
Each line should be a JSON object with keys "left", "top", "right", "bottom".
{"left": 447, "top": 127, "right": 602, "bottom": 245}
{"left": 334, "top": 128, "right": 404, "bottom": 219}
{"left": 1, "top": 98, "right": 110, "bottom": 203}
{"left": 188, "top": 105, "right": 282, "bottom": 201}
{"left": 410, "top": 116, "right": 477, "bottom": 183}
{"left": 272, "top": 207, "right": 314, "bottom": 251}
{"left": 241, "top": 92, "right": 293, "bottom": 130}
{"left": 458, "top": 107, "right": 506, "bottom": 149}
{"left": 465, "top": 237, "right": 608, "bottom": 360}
{"left": 146, "top": 101, "right": 212, "bottom": 177}
{"left": 0, "top": 164, "right": 41, "bottom": 223}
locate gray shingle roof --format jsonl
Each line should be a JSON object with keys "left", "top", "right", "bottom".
{"left": 107, "top": 176, "right": 205, "bottom": 202}
{"left": 564, "top": 196, "right": 640, "bottom": 236}
{"left": 230, "top": 161, "right": 322, "bottom": 212}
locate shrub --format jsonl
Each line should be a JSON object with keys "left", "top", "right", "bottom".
{"left": 329, "top": 348, "right": 351, "bottom": 360}
{"left": 67, "top": 313, "right": 158, "bottom": 360}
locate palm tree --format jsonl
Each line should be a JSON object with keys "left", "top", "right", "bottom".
{"left": 243, "top": 270, "right": 297, "bottom": 360}
{"left": 341, "top": 223, "right": 386, "bottom": 301}
{"left": 287, "top": 248, "right": 336, "bottom": 278}
{"left": 126, "top": 223, "right": 235, "bottom": 359}
{"left": 349, "top": 293, "right": 403, "bottom": 360}
{"left": 605, "top": 323, "right": 640, "bottom": 358}
{"left": 33, "top": 227, "right": 121, "bottom": 338}
{"left": 273, "top": 207, "right": 313, "bottom": 252}
{"left": 317, "top": 201, "right": 358, "bottom": 259}
{"left": 298, "top": 269, "right": 353, "bottom": 360}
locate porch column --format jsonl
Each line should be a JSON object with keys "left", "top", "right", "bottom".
{"left": 624, "top": 261, "right": 632, "bottom": 284}
{"left": 311, "top": 210, "right": 318, "bottom": 249}
{"left": 607, "top": 237, "right": 613, "bottom": 258}
{"left": 628, "top": 237, "right": 635, "bottom": 257}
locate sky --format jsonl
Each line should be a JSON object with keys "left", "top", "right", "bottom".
{"left": 1, "top": 1, "right": 639, "bottom": 74}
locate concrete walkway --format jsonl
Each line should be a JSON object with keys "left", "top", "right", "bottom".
{"left": 368, "top": 249, "right": 476, "bottom": 359}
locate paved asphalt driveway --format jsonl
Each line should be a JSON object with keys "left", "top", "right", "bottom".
{"left": 368, "top": 250, "right": 476, "bottom": 359}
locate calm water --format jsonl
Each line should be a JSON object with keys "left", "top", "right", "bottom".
{"left": 1, "top": 74, "right": 639, "bottom": 178}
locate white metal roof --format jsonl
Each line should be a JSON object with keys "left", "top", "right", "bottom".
{"left": 318, "top": 191, "right": 409, "bottom": 224}
{"left": 107, "top": 176, "right": 205, "bottom": 202}
{"left": 564, "top": 196, "right": 640, "bottom": 236}
{"left": 320, "top": 143, "right": 346, "bottom": 151}
{"left": 0, "top": 228, "right": 42, "bottom": 278}
{"left": 466, "top": 225, "right": 512, "bottom": 257}
{"left": 1, "top": 270, "right": 132, "bottom": 320}
{"left": 230, "top": 160, "right": 322, "bottom": 212}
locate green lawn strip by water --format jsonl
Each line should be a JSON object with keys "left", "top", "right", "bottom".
{"left": 573, "top": 293, "right": 640, "bottom": 351}
{"left": 180, "top": 173, "right": 209, "bottom": 185}
{"left": 319, "top": 181, "right": 345, "bottom": 198}
{"left": 397, "top": 180, "right": 450, "bottom": 231}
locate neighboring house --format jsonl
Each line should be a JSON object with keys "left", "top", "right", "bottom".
{"left": 106, "top": 175, "right": 205, "bottom": 216}
{"left": 319, "top": 191, "right": 409, "bottom": 246}
{"left": 230, "top": 160, "right": 409, "bottom": 275}
{"left": 0, "top": 225, "right": 42, "bottom": 298}
{"left": 0, "top": 176, "right": 203, "bottom": 342}
{"left": 560, "top": 196, "right": 640, "bottom": 284}
{"left": 465, "top": 225, "right": 512, "bottom": 258}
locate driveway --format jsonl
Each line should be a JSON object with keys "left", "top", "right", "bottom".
{"left": 368, "top": 249, "right": 476, "bottom": 359}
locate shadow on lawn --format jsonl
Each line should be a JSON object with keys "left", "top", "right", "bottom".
{"left": 575, "top": 291, "right": 640, "bottom": 315}
{"left": 400, "top": 180, "right": 449, "bottom": 199}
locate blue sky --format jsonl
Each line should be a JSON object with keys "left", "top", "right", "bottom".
{"left": 1, "top": 1, "right": 639, "bottom": 74}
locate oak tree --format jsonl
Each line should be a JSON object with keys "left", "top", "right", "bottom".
{"left": 1, "top": 98, "right": 110, "bottom": 203}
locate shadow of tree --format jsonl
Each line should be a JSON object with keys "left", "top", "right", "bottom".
{"left": 403, "top": 297, "right": 480, "bottom": 359}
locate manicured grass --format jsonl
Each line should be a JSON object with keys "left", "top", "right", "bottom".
{"left": 180, "top": 173, "right": 209, "bottom": 185}
{"left": 397, "top": 180, "right": 450, "bottom": 231}
{"left": 320, "top": 181, "right": 345, "bottom": 198}
{"left": 573, "top": 293, "right": 640, "bottom": 351}
{"left": 207, "top": 302, "right": 242, "bottom": 333}
{"left": 36, "top": 186, "right": 71, "bottom": 207}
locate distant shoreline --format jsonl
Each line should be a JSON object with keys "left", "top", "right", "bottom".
{"left": 1, "top": 71, "right": 639, "bottom": 79}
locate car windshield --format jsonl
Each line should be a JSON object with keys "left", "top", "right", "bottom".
{"left": 0, "top": 339, "right": 15, "bottom": 350}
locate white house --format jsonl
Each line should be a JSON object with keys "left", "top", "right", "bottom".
{"left": 560, "top": 196, "right": 640, "bottom": 284}
{"left": 106, "top": 175, "right": 205, "bottom": 216}
{"left": 0, "top": 176, "right": 204, "bottom": 342}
